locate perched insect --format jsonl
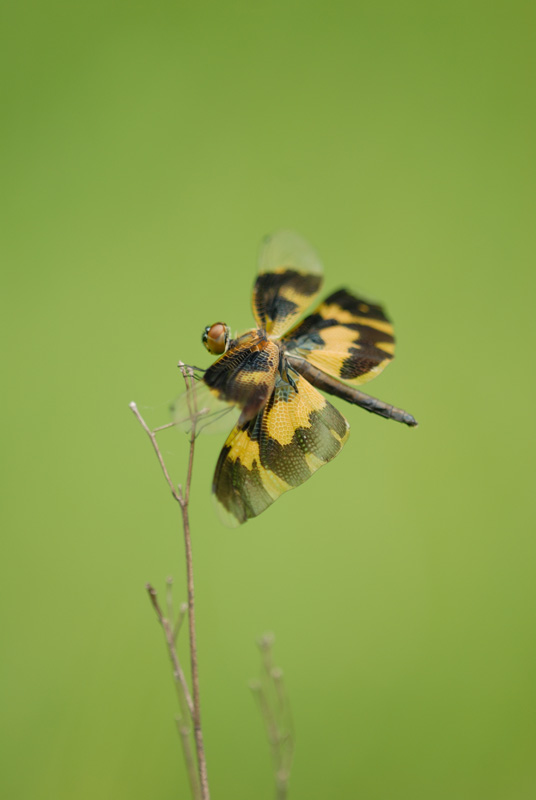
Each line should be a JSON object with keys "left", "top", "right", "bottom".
{"left": 176, "top": 230, "right": 417, "bottom": 526}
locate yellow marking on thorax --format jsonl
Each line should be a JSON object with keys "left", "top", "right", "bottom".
{"left": 234, "top": 328, "right": 263, "bottom": 341}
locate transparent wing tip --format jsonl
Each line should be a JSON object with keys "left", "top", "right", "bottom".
{"left": 170, "top": 381, "right": 240, "bottom": 435}
{"left": 259, "top": 230, "right": 323, "bottom": 276}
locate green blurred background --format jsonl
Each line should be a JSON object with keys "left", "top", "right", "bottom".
{"left": 2, "top": 1, "right": 535, "bottom": 798}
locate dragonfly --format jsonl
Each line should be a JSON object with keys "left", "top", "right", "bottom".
{"left": 174, "top": 230, "right": 417, "bottom": 526}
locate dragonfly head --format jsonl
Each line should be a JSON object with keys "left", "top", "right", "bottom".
{"left": 202, "top": 322, "right": 231, "bottom": 355}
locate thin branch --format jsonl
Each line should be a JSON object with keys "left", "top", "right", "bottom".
{"left": 146, "top": 581, "right": 200, "bottom": 799}
{"left": 146, "top": 583, "right": 194, "bottom": 718}
{"left": 131, "top": 382, "right": 210, "bottom": 800}
{"left": 176, "top": 716, "right": 202, "bottom": 800}
{"left": 129, "top": 402, "right": 181, "bottom": 504}
{"left": 153, "top": 421, "right": 178, "bottom": 433}
{"left": 177, "top": 362, "right": 210, "bottom": 800}
{"left": 271, "top": 668, "right": 295, "bottom": 783}
{"left": 166, "top": 576, "right": 175, "bottom": 623}
{"left": 251, "top": 635, "right": 294, "bottom": 800}
{"left": 250, "top": 683, "right": 282, "bottom": 771}
{"left": 173, "top": 602, "right": 189, "bottom": 644}
{"left": 179, "top": 362, "right": 197, "bottom": 506}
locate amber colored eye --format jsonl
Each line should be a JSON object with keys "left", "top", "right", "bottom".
{"left": 202, "top": 322, "right": 229, "bottom": 355}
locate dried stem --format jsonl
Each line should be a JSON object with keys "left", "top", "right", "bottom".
{"left": 146, "top": 583, "right": 194, "bottom": 718}
{"left": 130, "top": 370, "right": 210, "bottom": 800}
{"left": 146, "top": 583, "right": 200, "bottom": 799}
{"left": 176, "top": 362, "right": 210, "bottom": 800}
{"left": 128, "top": 402, "right": 181, "bottom": 503}
{"left": 251, "top": 635, "right": 294, "bottom": 800}
{"left": 166, "top": 576, "right": 175, "bottom": 623}
{"left": 173, "top": 601, "right": 189, "bottom": 644}
{"left": 176, "top": 716, "right": 201, "bottom": 800}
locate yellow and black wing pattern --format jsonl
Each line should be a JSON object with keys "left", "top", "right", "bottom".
{"left": 203, "top": 332, "right": 279, "bottom": 422}
{"left": 252, "top": 230, "right": 324, "bottom": 338}
{"left": 213, "top": 371, "right": 350, "bottom": 527}
{"left": 281, "top": 288, "right": 395, "bottom": 386}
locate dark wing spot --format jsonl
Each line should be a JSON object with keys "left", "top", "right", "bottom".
{"left": 324, "top": 288, "right": 389, "bottom": 321}
{"left": 257, "top": 409, "right": 342, "bottom": 485}
{"left": 213, "top": 441, "right": 274, "bottom": 524}
{"left": 340, "top": 345, "right": 393, "bottom": 379}
{"left": 254, "top": 270, "right": 322, "bottom": 327}
{"left": 343, "top": 322, "right": 394, "bottom": 344}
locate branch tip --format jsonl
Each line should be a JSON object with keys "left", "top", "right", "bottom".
{"left": 257, "top": 632, "right": 276, "bottom": 650}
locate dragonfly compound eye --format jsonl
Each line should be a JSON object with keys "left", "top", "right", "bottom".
{"left": 202, "top": 322, "right": 230, "bottom": 355}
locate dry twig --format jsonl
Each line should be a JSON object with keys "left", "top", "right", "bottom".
{"left": 130, "top": 363, "right": 210, "bottom": 800}
{"left": 251, "top": 634, "right": 295, "bottom": 800}
{"left": 146, "top": 582, "right": 199, "bottom": 799}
